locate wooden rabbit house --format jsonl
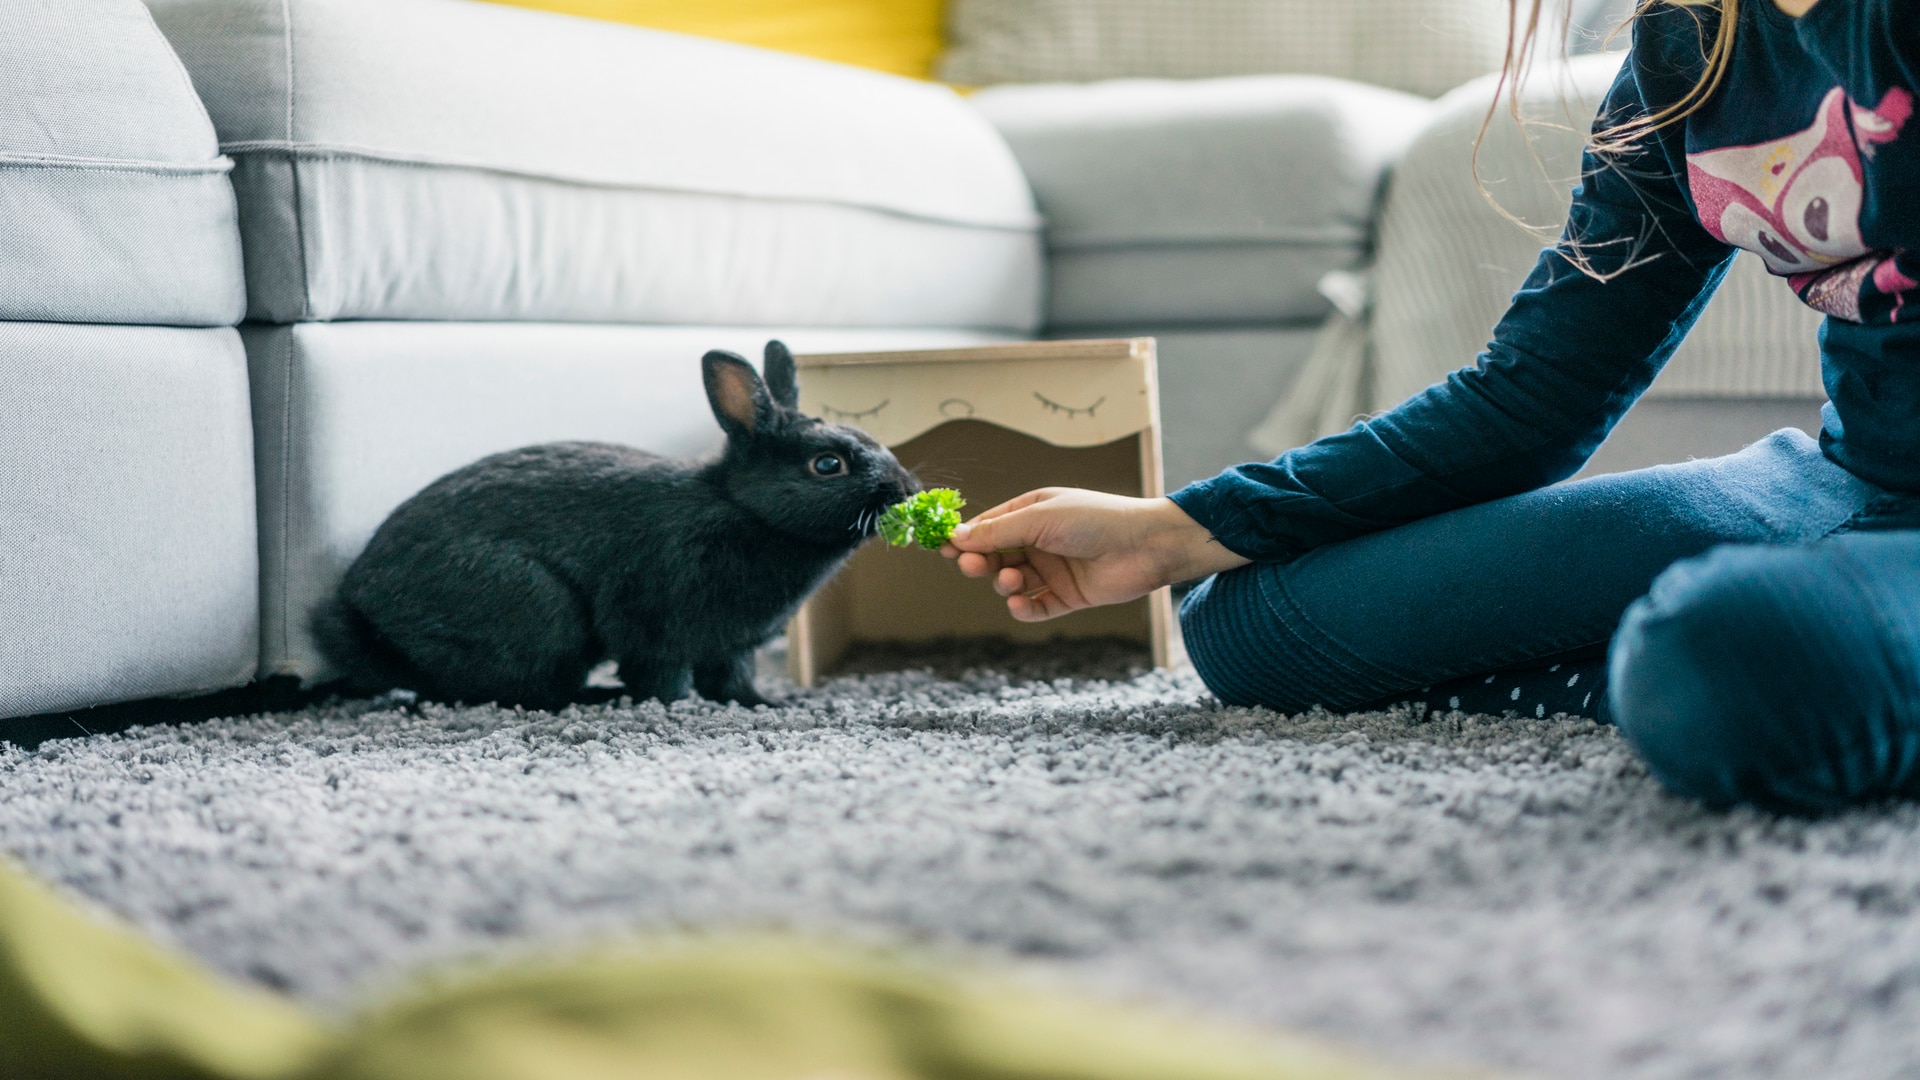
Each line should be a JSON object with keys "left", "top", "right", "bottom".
{"left": 786, "top": 339, "right": 1177, "bottom": 684}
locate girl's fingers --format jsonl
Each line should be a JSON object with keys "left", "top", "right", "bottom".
{"left": 1034, "top": 592, "right": 1070, "bottom": 619}
{"left": 1006, "top": 585, "right": 1068, "bottom": 622}
{"left": 992, "top": 558, "right": 1077, "bottom": 618}
{"left": 1005, "top": 592, "right": 1054, "bottom": 622}
{"left": 955, "top": 547, "right": 1031, "bottom": 579}
{"left": 953, "top": 551, "right": 994, "bottom": 578}
{"left": 951, "top": 509, "right": 1032, "bottom": 553}
{"left": 951, "top": 489, "right": 1069, "bottom": 551}
{"left": 967, "top": 488, "right": 1055, "bottom": 523}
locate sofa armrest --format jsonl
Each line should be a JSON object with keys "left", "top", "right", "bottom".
{"left": 973, "top": 76, "right": 1432, "bottom": 331}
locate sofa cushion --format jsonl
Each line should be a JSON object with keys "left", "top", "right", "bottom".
{"left": 973, "top": 77, "right": 1431, "bottom": 328}
{"left": 0, "top": 323, "right": 257, "bottom": 720}
{"left": 146, "top": 0, "right": 1044, "bottom": 331}
{"left": 941, "top": 0, "right": 1511, "bottom": 99}
{"left": 0, "top": 0, "right": 244, "bottom": 327}
{"left": 246, "top": 321, "right": 1010, "bottom": 681}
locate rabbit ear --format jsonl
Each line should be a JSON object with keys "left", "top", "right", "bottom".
{"left": 703, "top": 350, "right": 773, "bottom": 440}
{"left": 762, "top": 340, "right": 799, "bottom": 410}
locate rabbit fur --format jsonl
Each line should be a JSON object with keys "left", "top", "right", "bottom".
{"left": 311, "top": 341, "right": 918, "bottom": 709}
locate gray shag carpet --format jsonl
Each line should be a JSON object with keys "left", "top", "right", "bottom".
{"left": 3, "top": 640, "right": 1919, "bottom": 1080}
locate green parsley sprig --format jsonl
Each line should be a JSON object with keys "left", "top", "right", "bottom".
{"left": 879, "top": 488, "right": 966, "bottom": 550}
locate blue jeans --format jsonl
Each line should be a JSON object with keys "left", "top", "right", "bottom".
{"left": 1180, "top": 430, "right": 1920, "bottom": 814}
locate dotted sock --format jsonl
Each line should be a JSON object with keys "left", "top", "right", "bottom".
{"left": 1406, "top": 656, "right": 1610, "bottom": 719}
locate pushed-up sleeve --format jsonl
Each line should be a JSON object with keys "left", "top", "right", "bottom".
{"left": 1170, "top": 46, "right": 1739, "bottom": 563}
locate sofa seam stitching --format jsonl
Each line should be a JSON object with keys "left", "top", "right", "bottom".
{"left": 279, "top": 0, "right": 315, "bottom": 322}
{"left": 0, "top": 155, "right": 234, "bottom": 175}
{"left": 281, "top": 0, "right": 295, "bottom": 144}
{"left": 214, "top": 143, "right": 1044, "bottom": 233}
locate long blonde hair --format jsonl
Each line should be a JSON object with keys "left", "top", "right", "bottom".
{"left": 1493, "top": 0, "right": 1740, "bottom": 157}
{"left": 1479, "top": 0, "right": 1739, "bottom": 275}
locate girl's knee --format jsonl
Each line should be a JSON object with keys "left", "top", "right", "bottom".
{"left": 1609, "top": 548, "right": 1785, "bottom": 805}
{"left": 1178, "top": 565, "right": 1359, "bottom": 712}
{"left": 1177, "top": 569, "right": 1271, "bottom": 707}
{"left": 1610, "top": 542, "right": 1916, "bottom": 813}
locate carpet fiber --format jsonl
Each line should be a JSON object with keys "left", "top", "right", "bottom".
{"left": 2, "top": 642, "right": 1917, "bottom": 1080}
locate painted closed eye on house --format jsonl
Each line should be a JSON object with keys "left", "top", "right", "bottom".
{"left": 796, "top": 343, "right": 1155, "bottom": 449}
{"left": 1687, "top": 86, "right": 1915, "bottom": 323}
{"left": 819, "top": 399, "right": 889, "bottom": 422}
{"left": 1034, "top": 392, "right": 1105, "bottom": 419}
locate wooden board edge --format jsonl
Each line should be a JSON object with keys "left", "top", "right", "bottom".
{"left": 1149, "top": 587, "right": 1174, "bottom": 671}
{"left": 795, "top": 338, "right": 1151, "bottom": 369}
{"left": 785, "top": 606, "right": 817, "bottom": 689}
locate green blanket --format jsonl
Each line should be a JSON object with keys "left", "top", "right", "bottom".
{"left": 0, "top": 859, "right": 1458, "bottom": 1080}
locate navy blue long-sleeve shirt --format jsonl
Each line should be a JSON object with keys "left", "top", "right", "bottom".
{"left": 1171, "top": 0, "right": 1920, "bottom": 562}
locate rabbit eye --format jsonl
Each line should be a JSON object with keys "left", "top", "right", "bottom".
{"left": 810, "top": 453, "right": 845, "bottom": 477}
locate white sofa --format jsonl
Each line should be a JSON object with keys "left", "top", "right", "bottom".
{"left": 0, "top": 0, "right": 1825, "bottom": 720}
{"left": 143, "top": 0, "right": 1053, "bottom": 683}
{"left": 0, "top": 1, "right": 258, "bottom": 719}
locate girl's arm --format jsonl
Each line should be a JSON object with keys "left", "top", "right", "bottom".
{"left": 949, "top": 13, "right": 1746, "bottom": 619}
{"left": 1164, "top": 44, "right": 1739, "bottom": 563}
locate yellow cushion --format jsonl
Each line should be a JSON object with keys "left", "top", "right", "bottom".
{"left": 475, "top": 0, "right": 946, "bottom": 79}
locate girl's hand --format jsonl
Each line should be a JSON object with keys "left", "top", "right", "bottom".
{"left": 1772, "top": 0, "right": 1819, "bottom": 14}
{"left": 940, "top": 488, "right": 1250, "bottom": 622}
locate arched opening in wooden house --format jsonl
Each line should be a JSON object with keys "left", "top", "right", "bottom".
{"left": 787, "top": 339, "right": 1179, "bottom": 684}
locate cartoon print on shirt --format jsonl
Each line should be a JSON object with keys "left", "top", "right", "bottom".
{"left": 1853, "top": 88, "right": 1913, "bottom": 160}
{"left": 1687, "top": 86, "right": 1914, "bottom": 322}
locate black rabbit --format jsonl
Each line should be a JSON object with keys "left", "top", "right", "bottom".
{"left": 311, "top": 341, "right": 917, "bottom": 709}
